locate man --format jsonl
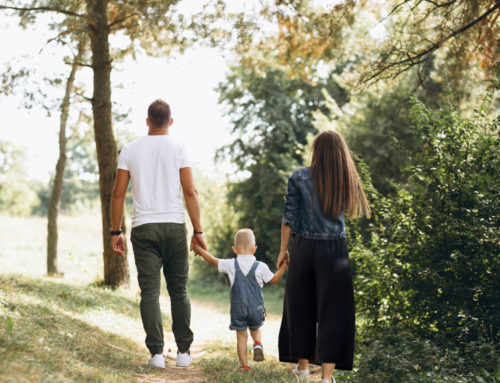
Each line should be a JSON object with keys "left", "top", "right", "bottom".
{"left": 110, "top": 99, "right": 206, "bottom": 369}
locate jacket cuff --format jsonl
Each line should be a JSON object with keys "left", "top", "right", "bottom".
{"left": 282, "top": 216, "right": 293, "bottom": 228}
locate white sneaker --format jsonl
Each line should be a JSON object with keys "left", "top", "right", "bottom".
{"left": 320, "top": 377, "right": 336, "bottom": 383}
{"left": 292, "top": 364, "right": 309, "bottom": 377}
{"left": 176, "top": 350, "right": 192, "bottom": 367}
{"left": 148, "top": 354, "right": 165, "bottom": 368}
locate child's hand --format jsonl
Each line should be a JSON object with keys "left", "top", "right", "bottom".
{"left": 193, "top": 244, "right": 203, "bottom": 255}
{"left": 193, "top": 245, "right": 219, "bottom": 267}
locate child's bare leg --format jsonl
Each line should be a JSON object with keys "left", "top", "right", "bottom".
{"left": 249, "top": 328, "right": 261, "bottom": 343}
{"left": 298, "top": 359, "right": 309, "bottom": 371}
{"left": 236, "top": 330, "right": 248, "bottom": 367}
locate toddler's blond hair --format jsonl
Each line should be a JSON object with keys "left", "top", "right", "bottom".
{"left": 234, "top": 228, "right": 256, "bottom": 253}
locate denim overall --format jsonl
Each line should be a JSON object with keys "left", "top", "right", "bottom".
{"left": 229, "top": 259, "right": 266, "bottom": 331}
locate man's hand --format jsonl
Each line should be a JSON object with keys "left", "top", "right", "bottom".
{"left": 111, "top": 235, "right": 125, "bottom": 256}
{"left": 277, "top": 249, "right": 290, "bottom": 269}
{"left": 190, "top": 233, "right": 207, "bottom": 255}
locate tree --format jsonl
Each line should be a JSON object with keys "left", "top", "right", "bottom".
{"left": 217, "top": 65, "right": 348, "bottom": 265}
{"left": 315, "top": 58, "right": 448, "bottom": 194}
{"left": 1, "top": 0, "right": 188, "bottom": 286}
{"left": 46, "top": 38, "right": 86, "bottom": 276}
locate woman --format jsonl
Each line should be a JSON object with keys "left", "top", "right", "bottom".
{"left": 277, "top": 130, "right": 370, "bottom": 383}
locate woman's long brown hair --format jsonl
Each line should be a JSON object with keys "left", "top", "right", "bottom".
{"left": 310, "top": 130, "right": 371, "bottom": 219}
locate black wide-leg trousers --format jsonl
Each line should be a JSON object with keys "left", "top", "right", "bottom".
{"left": 278, "top": 235, "right": 355, "bottom": 370}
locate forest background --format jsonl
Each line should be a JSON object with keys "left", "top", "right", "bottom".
{"left": 0, "top": 1, "right": 498, "bottom": 382}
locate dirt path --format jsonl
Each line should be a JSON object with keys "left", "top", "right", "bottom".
{"left": 134, "top": 296, "right": 283, "bottom": 383}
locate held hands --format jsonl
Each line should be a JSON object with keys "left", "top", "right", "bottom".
{"left": 190, "top": 233, "right": 207, "bottom": 255}
{"left": 111, "top": 234, "right": 125, "bottom": 256}
{"left": 276, "top": 249, "right": 290, "bottom": 269}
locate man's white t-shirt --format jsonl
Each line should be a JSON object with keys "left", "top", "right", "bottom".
{"left": 117, "top": 135, "right": 190, "bottom": 228}
{"left": 218, "top": 255, "right": 275, "bottom": 288}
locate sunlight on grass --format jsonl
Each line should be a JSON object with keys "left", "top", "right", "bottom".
{"left": 0, "top": 275, "right": 167, "bottom": 383}
{"left": 198, "top": 352, "right": 298, "bottom": 383}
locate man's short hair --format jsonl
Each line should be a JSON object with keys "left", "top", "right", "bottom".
{"left": 148, "top": 99, "right": 171, "bottom": 128}
{"left": 234, "top": 228, "right": 256, "bottom": 252}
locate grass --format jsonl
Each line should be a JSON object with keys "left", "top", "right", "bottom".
{"left": 0, "top": 214, "right": 108, "bottom": 285}
{"left": 198, "top": 339, "right": 356, "bottom": 383}
{"left": 3, "top": 215, "right": 489, "bottom": 382}
{"left": 0, "top": 274, "right": 166, "bottom": 383}
{"left": 0, "top": 215, "right": 374, "bottom": 382}
{"left": 198, "top": 355, "right": 299, "bottom": 383}
{"left": 0, "top": 214, "right": 301, "bottom": 382}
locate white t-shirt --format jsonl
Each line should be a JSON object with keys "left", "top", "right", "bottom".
{"left": 117, "top": 135, "right": 190, "bottom": 228}
{"left": 218, "top": 255, "right": 275, "bottom": 288}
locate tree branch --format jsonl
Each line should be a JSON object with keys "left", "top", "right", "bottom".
{"left": 64, "top": 60, "right": 92, "bottom": 68}
{"left": 422, "top": 0, "right": 457, "bottom": 7}
{"left": 365, "top": 3, "right": 500, "bottom": 83}
{"left": 108, "top": 12, "right": 137, "bottom": 29}
{"left": 40, "top": 28, "right": 75, "bottom": 53}
{"left": 0, "top": 5, "right": 86, "bottom": 18}
{"left": 74, "top": 90, "right": 93, "bottom": 103}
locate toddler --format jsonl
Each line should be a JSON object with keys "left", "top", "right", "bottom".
{"left": 194, "top": 228, "right": 287, "bottom": 370}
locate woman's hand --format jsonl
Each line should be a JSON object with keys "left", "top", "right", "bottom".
{"left": 277, "top": 249, "right": 290, "bottom": 269}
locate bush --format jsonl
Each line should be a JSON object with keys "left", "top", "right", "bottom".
{"left": 353, "top": 93, "right": 499, "bottom": 347}
{"left": 354, "top": 332, "right": 498, "bottom": 383}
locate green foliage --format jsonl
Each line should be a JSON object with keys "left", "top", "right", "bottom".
{"left": 352, "top": 93, "right": 499, "bottom": 348}
{"left": 0, "top": 140, "right": 39, "bottom": 215}
{"left": 339, "top": 72, "right": 444, "bottom": 193}
{"left": 354, "top": 332, "right": 498, "bottom": 383}
{"left": 217, "top": 66, "right": 348, "bottom": 266}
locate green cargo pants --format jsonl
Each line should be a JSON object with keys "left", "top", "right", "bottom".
{"left": 131, "top": 222, "right": 193, "bottom": 355}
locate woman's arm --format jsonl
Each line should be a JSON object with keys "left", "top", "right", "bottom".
{"left": 278, "top": 172, "right": 299, "bottom": 268}
{"left": 194, "top": 244, "right": 219, "bottom": 267}
{"left": 277, "top": 224, "right": 291, "bottom": 269}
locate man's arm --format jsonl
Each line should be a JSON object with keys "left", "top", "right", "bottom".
{"left": 194, "top": 245, "right": 219, "bottom": 267}
{"left": 180, "top": 167, "right": 207, "bottom": 251}
{"left": 111, "top": 169, "right": 130, "bottom": 256}
{"left": 268, "top": 262, "right": 287, "bottom": 284}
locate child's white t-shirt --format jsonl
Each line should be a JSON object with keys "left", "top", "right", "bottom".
{"left": 218, "top": 255, "right": 275, "bottom": 287}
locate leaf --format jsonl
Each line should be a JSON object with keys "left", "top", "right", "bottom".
{"left": 4, "top": 316, "right": 14, "bottom": 333}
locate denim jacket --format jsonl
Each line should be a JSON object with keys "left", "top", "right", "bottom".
{"left": 282, "top": 167, "right": 346, "bottom": 240}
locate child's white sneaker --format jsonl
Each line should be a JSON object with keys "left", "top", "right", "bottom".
{"left": 320, "top": 377, "right": 336, "bottom": 383}
{"left": 253, "top": 342, "right": 265, "bottom": 361}
{"left": 292, "top": 364, "right": 309, "bottom": 377}
{"left": 176, "top": 350, "right": 192, "bottom": 367}
{"left": 148, "top": 354, "right": 165, "bottom": 368}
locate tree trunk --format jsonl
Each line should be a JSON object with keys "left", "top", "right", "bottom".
{"left": 86, "top": 0, "right": 129, "bottom": 287}
{"left": 46, "top": 40, "right": 85, "bottom": 276}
